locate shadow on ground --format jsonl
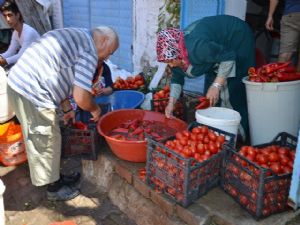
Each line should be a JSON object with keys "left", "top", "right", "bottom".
{"left": 1, "top": 157, "right": 136, "bottom": 225}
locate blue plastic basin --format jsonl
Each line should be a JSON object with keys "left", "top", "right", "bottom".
{"left": 77, "top": 90, "right": 145, "bottom": 123}
{"left": 94, "top": 90, "right": 145, "bottom": 111}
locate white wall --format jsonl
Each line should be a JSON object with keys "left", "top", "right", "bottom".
{"left": 132, "top": 0, "right": 164, "bottom": 73}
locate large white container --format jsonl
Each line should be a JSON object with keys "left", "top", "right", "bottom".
{"left": 224, "top": 0, "right": 247, "bottom": 21}
{"left": 195, "top": 107, "right": 241, "bottom": 136}
{"left": 243, "top": 77, "right": 300, "bottom": 145}
{"left": 0, "top": 179, "right": 5, "bottom": 225}
{"left": 0, "top": 67, "right": 14, "bottom": 123}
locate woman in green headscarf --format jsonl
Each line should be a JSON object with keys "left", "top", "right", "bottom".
{"left": 156, "top": 15, "right": 255, "bottom": 141}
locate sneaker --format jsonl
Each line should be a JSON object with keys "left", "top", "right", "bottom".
{"left": 61, "top": 172, "right": 81, "bottom": 186}
{"left": 47, "top": 184, "right": 80, "bottom": 201}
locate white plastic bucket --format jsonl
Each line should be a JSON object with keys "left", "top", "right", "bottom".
{"left": 195, "top": 107, "right": 241, "bottom": 136}
{"left": 243, "top": 77, "right": 300, "bottom": 145}
{"left": 0, "top": 67, "right": 14, "bottom": 123}
{"left": 0, "top": 179, "right": 5, "bottom": 225}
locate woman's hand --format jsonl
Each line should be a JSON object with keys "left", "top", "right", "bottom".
{"left": 165, "top": 102, "right": 175, "bottom": 118}
{"left": 206, "top": 85, "right": 220, "bottom": 106}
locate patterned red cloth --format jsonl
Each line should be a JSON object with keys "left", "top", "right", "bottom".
{"left": 156, "top": 28, "right": 182, "bottom": 61}
{"left": 156, "top": 28, "right": 190, "bottom": 71}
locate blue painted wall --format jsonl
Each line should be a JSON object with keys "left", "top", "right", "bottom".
{"left": 180, "top": 0, "right": 225, "bottom": 94}
{"left": 63, "top": 0, "right": 133, "bottom": 72}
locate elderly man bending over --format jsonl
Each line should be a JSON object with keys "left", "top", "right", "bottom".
{"left": 7, "top": 26, "right": 119, "bottom": 201}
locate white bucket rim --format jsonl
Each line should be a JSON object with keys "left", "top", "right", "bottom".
{"left": 0, "top": 179, "right": 5, "bottom": 194}
{"left": 242, "top": 76, "right": 300, "bottom": 86}
{"left": 195, "top": 107, "right": 241, "bottom": 126}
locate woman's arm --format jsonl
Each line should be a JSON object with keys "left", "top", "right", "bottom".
{"left": 206, "top": 61, "right": 235, "bottom": 106}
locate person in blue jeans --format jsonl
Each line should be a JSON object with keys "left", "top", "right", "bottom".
{"left": 266, "top": 0, "right": 300, "bottom": 71}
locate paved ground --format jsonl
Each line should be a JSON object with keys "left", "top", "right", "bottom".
{"left": 0, "top": 158, "right": 137, "bottom": 225}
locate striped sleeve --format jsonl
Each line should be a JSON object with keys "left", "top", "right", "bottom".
{"left": 73, "top": 52, "right": 97, "bottom": 92}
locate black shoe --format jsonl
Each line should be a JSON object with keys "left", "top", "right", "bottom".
{"left": 60, "top": 172, "right": 81, "bottom": 185}
{"left": 47, "top": 184, "right": 80, "bottom": 201}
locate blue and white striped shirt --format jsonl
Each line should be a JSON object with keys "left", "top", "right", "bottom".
{"left": 7, "top": 28, "right": 98, "bottom": 109}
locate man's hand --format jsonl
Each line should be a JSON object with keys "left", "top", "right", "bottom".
{"left": 0, "top": 56, "right": 7, "bottom": 66}
{"left": 63, "top": 110, "right": 75, "bottom": 125}
{"left": 265, "top": 16, "right": 274, "bottom": 31}
{"left": 91, "top": 106, "right": 101, "bottom": 122}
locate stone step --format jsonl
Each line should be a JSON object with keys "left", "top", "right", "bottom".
{"left": 82, "top": 147, "right": 300, "bottom": 225}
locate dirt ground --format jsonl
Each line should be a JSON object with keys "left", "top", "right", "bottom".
{"left": 1, "top": 158, "right": 137, "bottom": 225}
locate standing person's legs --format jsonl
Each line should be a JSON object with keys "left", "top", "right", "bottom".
{"left": 7, "top": 86, "right": 80, "bottom": 201}
{"left": 7, "top": 86, "right": 61, "bottom": 186}
{"left": 279, "top": 13, "right": 300, "bottom": 69}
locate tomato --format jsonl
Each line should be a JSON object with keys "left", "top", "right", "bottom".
{"left": 203, "top": 136, "right": 210, "bottom": 144}
{"left": 216, "top": 135, "right": 225, "bottom": 144}
{"left": 240, "top": 146, "right": 249, "bottom": 155}
{"left": 175, "top": 132, "right": 184, "bottom": 140}
{"left": 182, "top": 148, "right": 192, "bottom": 158}
{"left": 208, "top": 142, "right": 218, "bottom": 154}
{"left": 204, "top": 150, "right": 211, "bottom": 156}
{"left": 287, "top": 160, "right": 294, "bottom": 168}
{"left": 246, "top": 154, "right": 255, "bottom": 162}
{"left": 282, "top": 166, "right": 293, "bottom": 174}
{"left": 194, "top": 153, "right": 202, "bottom": 162}
{"left": 157, "top": 90, "right": 165, "bottom": 98}
{"left": 269, "top": 152, "right": 279, "bottom": 162}
{"left": 196, "top": 133, "right": 204, "bottom": 141}
{"left": 215, "top": 141, "right": 222, "bottom": 149}
{"left": 207, "top": 131, "right": 217, "bottom": 141}
{"left": 229, "top": 187, "right": 238, "bottom": 197}
{"left": 190, "top": 133, "right": 197, "bottom": 141}
{"left": 239, "top": 195, "right": 249, "bottom": 206}
{"left": 270, "top": 162, "right": 282, "bottom": 174}
{"left": 191, "top": 127, "right": 201, "bottom": 134}
{"left": 182, "top": 130, "right": 190, "bottom": 138}
{"left": 278, "top": 147, "right": 289, "bottom": 155}
{"left": 247, "top": 147, "right": 257, "bottom": 158}
{"left": 196, "top": 143, "right": 205, "bottom": 154}
{"left": 279, "top": 156, "right": 290, "bottom": 166}
{"left": 256, "top": 154, "right": 268, "bottom": 164}
{"left": 200, "top": 126, "right": 209, "bottom": 134}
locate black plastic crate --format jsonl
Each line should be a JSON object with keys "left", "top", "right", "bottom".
{"left": 60, "top": 104, "right": 110, "bottom": 160}
{"left": 221, "top": 132, "right": 297, "bottom": 220}
{"left": 150, "top": 97, "right": 185, "bottom": 120}
{"left": 146, "top": 122, "right": 235, "bottom": 207}
{"left": 61, "top": 121, "right": 101, "bottom": 160}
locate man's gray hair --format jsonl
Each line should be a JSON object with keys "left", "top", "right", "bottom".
{"left": 92, "top": 26, "right": 119, "bottom": 46}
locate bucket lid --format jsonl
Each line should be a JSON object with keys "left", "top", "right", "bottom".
{"left": 195, "top": 107, "right": 241, "bottom": 126}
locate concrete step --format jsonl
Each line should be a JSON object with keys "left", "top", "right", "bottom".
{"left": 82, "top": 147, "right": 300, "bottom": 225}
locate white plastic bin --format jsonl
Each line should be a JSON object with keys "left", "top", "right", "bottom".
{"left": 224, "top": 0, "right": 247, "bottom": 20}
{"left": 0, "top": 179, "right": 5, "bottom": 225}
{"left": 195, "top": 107, "right": 241, "bottom": 136}
{"left": 243, "top": 77, "right": 300, "bottom": 145}
{"left": 0, "top": 67, "right": 14, "bottom": 123}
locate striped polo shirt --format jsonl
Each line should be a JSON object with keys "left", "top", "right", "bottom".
{"left": 7, "top": 28, "right": 98, "bottom": 109}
